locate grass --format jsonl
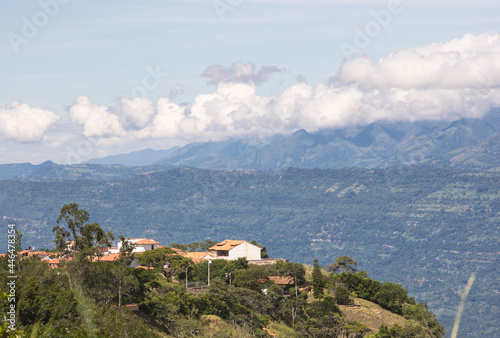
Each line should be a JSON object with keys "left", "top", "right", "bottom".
{"left": 199, "top": 315, "right": 254, "bottom": 337}
{"left": 339, "top": 297, "right": 408, "bottom": 334}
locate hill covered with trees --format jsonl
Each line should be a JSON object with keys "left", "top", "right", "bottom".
{"left": 1, "top": 206, "right": 444, "bottom": 337}
{"left": 0, "top": 166, "right": 498, "bottom": 336}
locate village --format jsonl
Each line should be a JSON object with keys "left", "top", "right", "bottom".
{"left": 16, "top": 238, "right": 286, "bottom": 271}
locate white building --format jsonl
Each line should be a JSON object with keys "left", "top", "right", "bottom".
{"left": 110, "top": 238, "right": 161, "bottom": 254}
{"left": 209, "top": 240, "right": 262, "bottom": 261}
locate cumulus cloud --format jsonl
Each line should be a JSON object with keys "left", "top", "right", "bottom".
{"left": 69, "top": 96, "right": 125, "bottom": 138}
{"left": 0, "top": 102, "right": 60, "bottom": 142}
{"left": 202, "top": 62, "right": 283, "bottom": 85}
{"left": 68, "top": 33, "right": 500, "bottom": 144}
{"left": 335, "top": 32, "right": 500, "bottom": 90}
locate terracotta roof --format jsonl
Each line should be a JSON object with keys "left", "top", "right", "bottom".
{"left": 19, "top": 250, "right": 53, "bottom": 258}
{"left": 135, "top": 265, "right": 154, "bottom": 270}
{"left": 210, "top": 240, "right": 251, "bottom": 251}
{"left": 179, "top": 251, "right": 216, "bottom": 263}
{"left": 43, "top": 257, "right": 72, "bottom": 268}
{"left": 100, "top": 253, "right": 121, "bottom": 262}
{"left": 131, "top": 239, "right": 160, "bottom": 245}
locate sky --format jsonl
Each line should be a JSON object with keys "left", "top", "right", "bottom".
{"left": 1, "top": 0, "right": 499, "bottom": 164}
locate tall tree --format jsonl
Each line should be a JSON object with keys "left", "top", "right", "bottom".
{"left": 14, "top": 230, "right": 22, "bottom": 254}
{"left": 312, "top": 259, "right": 325, "bottom": 299}
{"left": 118, "top": 235, "right": 135, "bottom": 266}
{"left": 80, "top": 222, "right": 115, "bottom": 260}
{"left": 53, "top": 203, "right": 89, "bottom": 255}
{"left": 327, "top": 256, "right": 358, "bottom": 274}
{"left": 52, "top": 203, "right": 113, "bottom": 259}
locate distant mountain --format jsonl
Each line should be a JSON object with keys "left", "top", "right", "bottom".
{"left": 85, "top": 109, "right": 500, "bottom": 171}
{"left": 85, "top": 147, "right": 180, "bottom": 166}
{"left": 0, "top": 161, "right": 175, "bottom": 181}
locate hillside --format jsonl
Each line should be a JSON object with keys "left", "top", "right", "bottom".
{"left": 0, "top": 166, "right": 498, "bottom": 336}
{"left": 86, "top": 109, "right": 500, "bottom": 171}
{"left": 0, "top": 244, "right": 442, "bottom": 337}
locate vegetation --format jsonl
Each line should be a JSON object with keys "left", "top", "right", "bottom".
{"left": 0, "top": 205, "right": 445, "bottom": 337}
{"left": 0, "top": 166, "right": 498, "bottom": 336}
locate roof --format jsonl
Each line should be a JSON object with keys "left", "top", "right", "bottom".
{"left": 19, "top": 250, "right": 53, "bottom": 258}
{"left": 134, "top": 239, "right": 160, "bottom": 245}
{"left": 210, "top": 240, "right": 260, "bottom": 251}
{"left": 99, "top": 253, "right": 121, "bottom": 262}
{"left": 179, "top": 251, "right": 216, "bottom": 263}
{"left": 127, "top": 238, "right": 160, "bottom": 245}
{"left": 43, "top": 257, "right": 72, "bottom": 268}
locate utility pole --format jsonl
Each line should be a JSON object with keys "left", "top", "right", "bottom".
{"left": 294, "top": 271, "right": 298, "bottom": 297}
{"left": 185, "top": 266, "right": 188, "bottom": 289}
{"left": 208, "top": 260, "right": 212, "bottom": 286}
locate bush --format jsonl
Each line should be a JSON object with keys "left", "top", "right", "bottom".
{"left": 335, "top": 286, "right": 353, "bottom": 305}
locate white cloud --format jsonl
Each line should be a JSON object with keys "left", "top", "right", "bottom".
{"left": 69, "top": 96, "right": 125, "bottom": 138}
{"left": 67, "top": 32, "right": 500, "bottom": 145}
{"left": 336, "top": 32, "right": 500, "bottom": 90}
{"left": 0, "top": 102, "right": 60, "bottom": 143}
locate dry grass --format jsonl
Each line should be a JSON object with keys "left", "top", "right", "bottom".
{"left": 199, "top": 315, "right": 254, "bottom": 337}
{"left": 339, "top": 297, "right": 408, "bottom": 333}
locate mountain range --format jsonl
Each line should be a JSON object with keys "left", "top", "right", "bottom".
{"left": 86, "top": 109, "right": 500, "bottom": 171}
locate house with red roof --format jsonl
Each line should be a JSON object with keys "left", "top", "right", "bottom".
{"left": 110, "top": 237, "right": 161, "bottom": 254}
{"left": 209, "top": 240, "right": 262, "bottom": 261}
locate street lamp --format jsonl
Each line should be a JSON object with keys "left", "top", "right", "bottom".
{"left": 208, "top": 260, "right": 212, "bottom": 286}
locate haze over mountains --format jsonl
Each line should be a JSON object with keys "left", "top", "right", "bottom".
{"left": 85, "top": 109, "right": 500, "bottom": 171}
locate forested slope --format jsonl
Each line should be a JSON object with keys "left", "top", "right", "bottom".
{"left": 0, "top": 166, "right": 498, "bottom": 336}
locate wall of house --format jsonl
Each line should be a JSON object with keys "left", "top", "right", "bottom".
{"left": 134, "top": 244, "right": 158, "bottom": 252}
{"left": 228, "top": 243, "right": 261, "bottom": 261}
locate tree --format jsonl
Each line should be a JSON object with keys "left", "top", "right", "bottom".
{"left": 80, "top": 222, "right": 114, "bottom": 260}
{"left": 335, "top": 286, "right": 353, "bottom": 305}
{"left": 52, "top": 203, "right": 113, "bottom": 260}
{"left": 138, "top": 247, "right": 193, "bottom": 278}
{"left": 53, "top": 203, "right": 89, "bottom": 255}
{"left": 111, "top": 261, "right": 138, "bottom": 310}
{"left": 373, "top": 282, "right": 408, "bottom": 315}
{"left": 14, "top": 230, "right": 22, "bottom": 254}
{"left": 328, "top": 256, "right": 358, "bottom": 274}
{"left": 118, "top": 235, "right": 135, "bottom": 266}
{"left": 312, "top": 259, "right": 325, "bottom": 299}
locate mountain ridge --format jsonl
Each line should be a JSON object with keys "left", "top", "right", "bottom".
{"left": 85, "top": 109, "right": 500, "bottom": 171}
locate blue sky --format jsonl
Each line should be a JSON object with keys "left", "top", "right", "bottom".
{"left": 1, "top": 0, "right": 499, "bottom": 164}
